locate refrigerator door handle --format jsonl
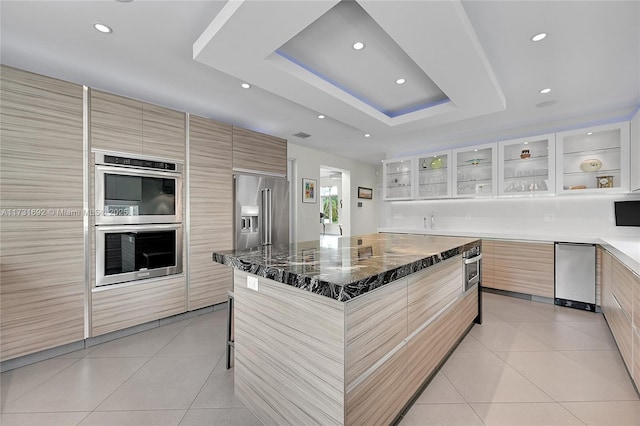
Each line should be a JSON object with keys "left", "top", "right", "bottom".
{"left": 262, "top": 188, "right": 272, "bottom": 245}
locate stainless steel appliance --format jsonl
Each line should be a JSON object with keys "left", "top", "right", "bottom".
{"left": 234, "top": 173, "right": 289, "bottom": 249}
{"left": 95, "top": 152, "right": 183, "bottom": 225}
{"left": 462, "top": 243, "right": 483, "bottom": 324}
{"left": 96, "top": 224, "right": 183, "bottom": 286}
{"left": 94, "top": 152, "right": 184, "bottom": 286}
{"left": 555, "top": 242, "right": 596, "bottom": 311}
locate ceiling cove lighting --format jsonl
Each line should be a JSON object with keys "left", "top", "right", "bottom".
{"left": 531, "top": 32, "right": 547, "bottom": 42}
{"left": 352, "top": 41, "right": 365, "bottom": 51}
{"left": 539, "top": 88, "right": 551, "bottom": 94}
{"left": 317, "top": 114, "right": 325, "bottom": 119}
{"left": 395, "top": 78, "right": 406, "bottom": 85}
{"left": 93, "top": 23, "right": 112, "bottom": 33}
{"left": 241, "top": 83, "right": 251, "bottom": 89}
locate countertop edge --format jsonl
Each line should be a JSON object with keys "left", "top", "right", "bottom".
{"left": 378, "top": 227, "right": 640, "bottom": 276}
{"left": 213, "top": 234, "right": 480, "bottom": 302}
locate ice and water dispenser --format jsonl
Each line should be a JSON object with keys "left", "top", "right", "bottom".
{"left": 240, "top": 206, "right": 259, "bottom": 235}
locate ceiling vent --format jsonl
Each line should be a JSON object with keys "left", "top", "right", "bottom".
{"left": 293, "top": 132, "right": 312, "bottom": 139}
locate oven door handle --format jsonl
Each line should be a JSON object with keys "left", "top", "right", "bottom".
{"left": 464, "top": 253, "right": 482, "bottom": 264}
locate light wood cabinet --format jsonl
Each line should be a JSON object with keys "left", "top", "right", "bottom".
{"left": 601, "top": 247, "right": 639, "bottom": 386}
{"left": 91, "top": 89, "right": 185, "bottom": 160}
{"left": 90, "top": 89, "right": 143, "bottom": 154}
{"left": 188, "top": 115, "right": 233, "bottom": 310}
{"left": 407, "top": 255, "right": 463, "bottom": 332}
{"left": 91, "top": 276, "right": 186, "bottom": 336}
{"left": 481, "top": 239, "right": 494, "bottom": 287}
{"left": 232, "top": 126, "right": 287, "bottom": 176}
{"left": 142, "top": 103, "right": 185, "bottom": 160}
{"left": 0, "top": 65, "right": 85, "bottom": 361}
{"left": 346, "top": 278, "right": 407, "bottom": 386}
{"left": 482, "top": 240, "right": 554, "bottom": 298}
{"left": 612, "top": 258, "right": 634, "bottom": 321}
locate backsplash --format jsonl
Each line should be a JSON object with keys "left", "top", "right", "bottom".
{"left": 379, "top": 193, "right": 640, "bottom": 239}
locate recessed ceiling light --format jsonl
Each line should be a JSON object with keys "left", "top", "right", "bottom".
{"left": 317, "top": 114, "right": 325, "bottom": 119}
{"left": 241, "top": 83, "right": 251, "bottom": 89}
{"left": 539, "top": 88, "right": 551, "bottom": 94}
{"left": 524, "top": 141, "right": 529, "bottom": 145}
{"left": 587, "top": 132, "right": 593, "bottom": 135}
{"left": 352, "top": 41, "right": 365, "bottom": 51}
{"left": 531, "top": 32, "right": 547, "bottom": 42}
{"left": 93, "top": 23, "right": 112, "bottom": 33}
{"left": 364, "top": 133, "right": 371, "bottom": 138}
{"left": 474, "top": 149, "right": 478, "bottom": 152}
{"left": 395, "top": 78, "right": 406, "bottom": 85}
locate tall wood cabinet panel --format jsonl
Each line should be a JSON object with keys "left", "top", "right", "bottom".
{"left": 90, "top": 89, "right": 143, "bottom": 154}
{"left": 91, "top": 90, "right": 185, "bottom": 160}
{"left": 91, "top": 276, "right": 186, "bottom": 336}
{"left": 485, "top": 240, "right": 555, "bottom": 298}
{"left": 481, "top": 240, "right": 494, "bottom": 288}
{"left": 142, "top": 103, "right": 185, "bottom": 160}
{"left": 188, "top": 115, "right": 233, "bottom": 309}
{"left": 232, "top": 126, "right": 287, "bottom": 176}
{"left": 0, "top": 66, "right": 84, "bottom": 361}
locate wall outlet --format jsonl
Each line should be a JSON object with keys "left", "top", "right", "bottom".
{"left": 543, "top": 213, "right": 556, "bottom": 222}
{"left": 465, "top": 213, "right": 471, "bottom": 221}
{"left": 247, "top": 276, "right": 259, "bottom": 291}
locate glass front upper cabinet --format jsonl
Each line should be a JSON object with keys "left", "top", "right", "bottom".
{"left": 415, "top": 150, "right": 452, "bottom": 199}
{"left": 556, "top": 122, "right": 630, "bottom": 194}
{"left": 498, "top": 134, "right": 555, "bottom": 196}
{"left": 452, "top": 143, "right": 497, "bottom": 197}
{"left": 382, "top": 157, "right": 414, "bottom": 200}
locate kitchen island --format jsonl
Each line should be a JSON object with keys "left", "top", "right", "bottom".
{"left": 213, "top": 233, "right": 481, "bottom": 425}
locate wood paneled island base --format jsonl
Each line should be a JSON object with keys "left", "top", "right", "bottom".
{"left": 214, "top": 234, "right": 481, "bottom": 425}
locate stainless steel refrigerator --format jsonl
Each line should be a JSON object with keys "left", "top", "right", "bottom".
{"left": 234, "top": 173, "right": 289, "bottom": 250}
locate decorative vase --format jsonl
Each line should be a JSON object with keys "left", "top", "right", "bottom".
{"left": 580, "top": 159, "right": 602, "bottom": 172}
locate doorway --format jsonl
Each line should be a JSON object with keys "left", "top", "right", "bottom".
{"left": 319, "top": 166, "right": 350, "bottom": 242}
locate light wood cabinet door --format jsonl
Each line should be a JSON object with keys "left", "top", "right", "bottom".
{"left": 612, "top": 258, "right": 634, "bottom": 321}
{"left": 0, "top": 66, "right": 84, "bottom": 361}
{"left": 488, "top": 240, "right": 555, "bottom": 298}
{"left": 188, "top": 115, "right": 233, "bottom": 309}
{"left": 142, "top": 103, "right": 185, "bottom": 160}
{"left": 90, "top": 89, "right": 143, "bottom": 154}
{"left": 232, "top": 126, "right": 287, "bottom": 176}
{"left": 601, "top": 248, "right": 613, "bottom": 314}
{"left": 481, "top": 239, "right": 494, "bottom": 287}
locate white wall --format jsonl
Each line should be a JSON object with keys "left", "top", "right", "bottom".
{"left": 630, "top": 107, "right": 640, "bottom": 192}
{"left": 288, "top": 143, "right": 378, "bottom": 243}
{"left": 379, "top": 192, "right": 640, "bottom": 240}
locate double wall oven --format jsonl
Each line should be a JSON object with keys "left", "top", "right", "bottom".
{"left": 95, "top": 152, "right": 183, "bottom": 286}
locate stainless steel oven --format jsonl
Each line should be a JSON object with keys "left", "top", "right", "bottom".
{"left": 96, "top": 223, "right": 183, "bottom": 286}
{"left": 95, "top": 153, "right": 183, "bottom": 225}
{"left": 463, "top": 246, "right": 482, "bottom": 291}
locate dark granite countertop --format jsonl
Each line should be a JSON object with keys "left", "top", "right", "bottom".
{"left": 213, "top": 233, "right": 480, "bottom": 302}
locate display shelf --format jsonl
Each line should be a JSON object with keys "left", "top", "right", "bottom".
{"left": 383, "top": 157, "right": 414, "bottom": 200}
{"left": 453, "top": 143, "right": 497, "bottom": 197}
{"left": 414, "top": 150, "right": 451, "bottom": 199}
{"left": 556, "top": 122, "right": 630, "bottom": 194}
{"left": 498, "top": 134, "right": 555, "bottom": 196}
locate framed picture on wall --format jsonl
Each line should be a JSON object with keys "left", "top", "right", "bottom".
{"left": 302, "top": 178, "right": 317, "bottom": 203}
{"left": 358, "top": 186, "right": 373, "bottom": 200}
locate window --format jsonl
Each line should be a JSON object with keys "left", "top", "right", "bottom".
{"left": 320, "top": 186, "right": 339, "bottom": 223}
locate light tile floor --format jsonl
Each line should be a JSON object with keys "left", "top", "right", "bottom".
{"left": 1, "top": 292, "right": 638, "bottom": 425}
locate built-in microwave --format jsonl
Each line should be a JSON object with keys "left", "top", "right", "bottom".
{"left": 96, "top": 223, "right": 183, "bottom": 286}
{"left": 95, "top": 152, "right": 183, "bottom": 225}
